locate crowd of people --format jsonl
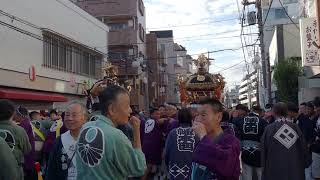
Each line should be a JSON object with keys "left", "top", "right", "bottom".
{"left": 0, "top": 84, "right": 319, "bottom": 180}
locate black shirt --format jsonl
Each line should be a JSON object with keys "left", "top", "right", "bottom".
{"left": 233, "top": 113, "right": 268, "bottom": 167}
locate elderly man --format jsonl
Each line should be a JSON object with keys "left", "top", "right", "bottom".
{"left": 192, "top": 99, "right": 241, "bottom": 180}
{"left": 0, "top": 100, "right": 31, "bottom": 180}
{"left": 46, "top": 102, "right": 88, "bottom": 180}
{"left": 76, "top": 85, "right": 146, "bottom": 180}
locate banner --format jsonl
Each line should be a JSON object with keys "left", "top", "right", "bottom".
{"left": 300, "top": 18, "right": 320, "bottom": 66}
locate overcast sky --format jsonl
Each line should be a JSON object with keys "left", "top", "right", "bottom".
{"left": 145, "top": 0, "right": 259, "bottom": 89}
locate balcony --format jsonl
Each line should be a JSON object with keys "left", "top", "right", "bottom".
{"left": 75, "top": 0, "right": 138, "bottom": 17}
{"left": 109, "top": 29, "right": 137, "bottom": 46}
{"left": 108, "top": 52, "right": 139, "bottom": 75}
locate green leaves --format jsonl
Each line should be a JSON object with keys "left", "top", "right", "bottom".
{"left": 273, "top": 58, "right": 302, "bottom": 104}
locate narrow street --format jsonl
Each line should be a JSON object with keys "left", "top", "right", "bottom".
{"left": 0, "top": 0, "right": 319, "bottom": 180}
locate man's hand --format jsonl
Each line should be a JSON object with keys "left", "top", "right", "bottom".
{"left": 192, "top": 121, "right": 207, "bottom": 140}
{"left": 157, "top": 118, "right": 167, "bottom": 125}
{"left": 130, "top": 116, "right": 141, "bottom": 130}
{"left": 130, "top": 116, "right": 142, "bottom": 149}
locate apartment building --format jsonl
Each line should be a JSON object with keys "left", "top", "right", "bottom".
{"left": 74, "top": 0, "right": 148, "bottom": 110}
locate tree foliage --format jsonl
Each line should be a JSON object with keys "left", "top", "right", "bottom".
{"left": 273, "top": 58, "right": 302, "bottom": 104}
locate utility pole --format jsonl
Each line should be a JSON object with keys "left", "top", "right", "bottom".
{"left": 242, "top": 0, "right": 254, "bottom": 108}
{"left": 256, "top": 0, "right": 271, "bottom": 104}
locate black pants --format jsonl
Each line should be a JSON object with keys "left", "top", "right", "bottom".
{"left": 24, "top": 168, "right": 37, "bottom": 180}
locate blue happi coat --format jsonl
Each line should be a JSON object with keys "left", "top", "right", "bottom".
{"left": 165, "top": 125, "right": 199, "bottom": 180}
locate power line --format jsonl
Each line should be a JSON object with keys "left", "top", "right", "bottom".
{"left": 240, "top": 5, "right": 250, "bottom": 75}
{"left": 264, "top": 22, "right": 298, "bottom": 28}
{"left": 0, "top": 17, "right": 253, "bottom": 63}
{"left": 0, "top": 19, "right": 42, "bottom": 41}
{"left": 103, "top": 30, "right": 244, "bottom": 47}
{"left": 0, "top": 19, "right": 110, "bottom": 60}
{"left": 235, "top": 0, "right": 242, "bottom": 21}
{"left": 282, "top": 28, "right": 300, "bottom": 39}
{"left": 0, "top": 10, "right": 42, "bottom": 29}
{"left": 262, "top": 0, "right": 273, "bottom": 27}
{"left": 147, "top": 18, "right": 238, "bottom": 30}
{"left": 242, "top": 6, "right": 251, "bottom": 57}
{"left": 213, "top": 60, "right": 246, "bottom": 73}
{"left": 0, "top": 8, "right": 259, "bottom": 76}
{"left": 0, "top": 9, "right": 108, "bottom": 56}
{"left": 278, "top": 0, "right": 299, "bottom": 29}
{"left": 107, "top": 34, "right": 243, "bottom": 46}
{"left": 0, "top": 9, "right": 243, "bottom": 47}
{"left": 0, "top": 9, "right": 245, "bottom": 52}
{"left": 175, "top": 30, "right": 241, "bottom": 40}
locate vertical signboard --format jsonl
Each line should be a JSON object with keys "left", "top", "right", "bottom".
{"left": 300, "top": 18, "right": 320, "bottom": 66}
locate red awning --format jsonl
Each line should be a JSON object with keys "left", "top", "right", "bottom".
{"left": 0, "top": 88, "right": 68, "bottom": 102}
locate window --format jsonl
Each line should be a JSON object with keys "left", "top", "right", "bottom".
{"left": 176, "top": 56, "right": 183, "bottom": 67}
{"left": 66, "top": 45, "right": 72, "bottom": 72}
{"left": 81, "top": 51, "right": 90, "bottom": 75}
{"left": 139, "top": 0, "right": 144, "bottom": 16}
{"left": 59, "top": 42, "right": 66, "bottom": 70}
{"left": 274, "top": 8, "right": 287, "bottom": 19}
{"left": 108, "top": 23, "right": 129, "bottom": 31}
{"left": 160, "top": 44, "right": 166, "bottom": 53}
{"left": 52, "top": 39, "right": 58, "bottom": 67}
{"left": 43, "top": 32, "right": 103, "bottom": 79}
{"left": 139, "top": 24, "right": 145, "bottom": 42}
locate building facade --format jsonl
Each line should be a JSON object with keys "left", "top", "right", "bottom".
{"left": 298, "top": 0, "right": 320, "bottom": 103}
{"left": 239, "top": 71, "right": 258, "bottom": 107}
{"left": 268, "top": 23, "right": 301, "bottom": 102}
{"left": 74, "top": 0, "right": 148, "bottom": 110}
{"left": 225, "top": 86, "right": 240, "bottom": 108}
{"left": 261, "top": 0, "right": 300, "bottom": 104}
{"left": 262, "top": 0, "right": 300, "bottom": 55}
{"left": 148, "top": 31, "right": 193, "bottom": 105}
{"left": 0, "top": 0, "right": 108, "bottom": 110}
{"left": 149, "top": 30, "right": 177, "bottom": 104}
{"left": 146, "top": 33, "right": 162, "bottom": 106}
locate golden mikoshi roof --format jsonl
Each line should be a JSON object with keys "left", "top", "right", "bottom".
{"left": 184, "top": 54, "right": 225, "bottom": 91}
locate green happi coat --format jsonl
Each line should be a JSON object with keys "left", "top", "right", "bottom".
{"left": 76, "top": 115, "right": 146, "bottom": 180}
{"left": 0, "top": 120, "right": 31, "bottom": 180}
